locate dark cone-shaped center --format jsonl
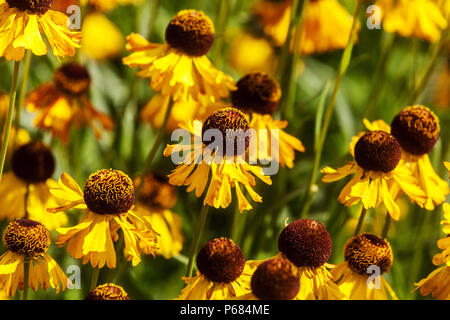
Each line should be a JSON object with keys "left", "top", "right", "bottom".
{"left": 6, "top": 0, "right": 54, "bottom": 14}
{"left": 251, "top": 257, "right": 300, "bottom": 300}
{"left": 3, "top": 219, "right": 50, "bottom": 257}
{"left": 84, "top": 169, "right": 135, "bottom": 215}
{"left": 354, "top": 131, "right": 401, "bottom": 173}
{"left": 53, "top": 63, "right": 91, "bottom": 97}
{"left": 231, "top": 72, "right": 282, "bottom": 115}
{"left": 85, "top": 283, "right": 130, "bottom": 300}
{"left": 278, "top": 219, "right": 332, "bottom": 268}
{"left": 344, "top": 233, "right": 393, "bottom": 275}
{"left": 12, "top": 141, "right": 55, "bottom": 183}
{"left": 165, "top": 9, "right": 215, "bottom": 57}
{"left": 391, "top": 105, "right": 440, "bottom": 156}
{"left": 196, "top": 237, "right": 245, "bottom": 283}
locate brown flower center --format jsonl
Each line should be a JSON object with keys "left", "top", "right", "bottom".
{"left": 11, "top": 141, "right": 55, "bottom": 183}
{"left": 344, "top": 233, "right": 393, "bottom": 275}
{"left": 231, "top": 72, "right": 282, "bottom": 115}
{"left": 6, "top": 0, "right": 54, "bottom": 14}
{"left": 202, "top": 108, "right": 251, "bottom": 157}
{"left": 85, "top": 283, "right": 130, "bottom": 300}
{"left": 3, "top": 219, "right": 50, "bottom": 257}
{"left": 165, "top": 10, "right": 215, "bottom": 57}
{"left": 354, "top": 131, "right": 401, "bottom": 173}
{"left": 196, "top": 237, "right": 245, "bottom": 283}
{"left": 391, "top": 105, "right": 440, "bottom": 156}
{"left": 251, "top": 258, "right": 300, "bottom": 300}
{"left": 53, "top": 63, "right": 91, "bottom": 97}
{"left": 278, "top": 219, "right": 332, "bottom": 268}
{"left": 84, "top": 169, "right": 135, "bottom": 215}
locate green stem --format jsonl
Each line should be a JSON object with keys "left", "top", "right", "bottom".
{"left": 354, "top": 207, "right": 367, "bottom": 236}
{"left": 135, "top": 98, "right": 173, "bottom": 201}
{"left": 147, "top": 0, "right": 160, "bottom": 39}
{"left": 23, "top": 259, "right": 30, "bottom": 300}
{"left": 89, "top": 267, "right": 100, "bottom": 292}
{"left": 12, "top": 50, "right": 31, "bottom": 154}
{"left": 24, "top": 183, "right": 30, "bottom": 219}
{"left": 299, "top": 0, "right": 363, "bottom": 218}
{"left": 186, "top": 204, "right": 209, "bottom": 278}
{"left": 212, "top": 0, "right": 232, "bottom": 68}
{"left": 0, "top": 61, "right": 21, "bottom": 182}
{"left": 381, "top": 213, "right": 392, "bottom": 239}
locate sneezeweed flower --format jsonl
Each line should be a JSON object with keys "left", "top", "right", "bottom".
{"left": 123, "top": 9, "right": 236, "bottom": 104}
{"left": 48, "top": 169, "right": 159, "bottom": 268}
{"left": 0, "top": 0, "right": 81, "bottom": 61}
{"left": 133, "top": 173, "right": 184, "bottom": 259}
{"left": 85, "top": 283, "right": 130, "bottom": 300}
{"left": 237, "top": 257, "right": 300, "bottom": 300}
{"left": 25, "top": 62, "right": 114, "bottom": 143}
{"left": 81, "top": 0, "right": 143, "bottom": 12}
{"left": 252, "top": 0, "right": 291, "bottom": 46}
{"left": 331, "top": 233, "right": 398, "bottom": 300}
{"left": 321, "top": 128, "right": 426, "bottom": 221}
{"left": 0, "top": 219, "right": 68, "bottom": 296}
{"left": 0, "top": 141, "right": 67, "bottom": 230}
{"left": 375, "top": 0, "right": 447, "bottom": 42}
{"left": 177, "top": 237, "right": 253, "bottom": 300}
{"left": 231, "top": 72, "right": 305, "bottom": 169}
{"left": 81, "top": 13, "right": 124, "bottom": 61}
{"left": 163, "top": 108, "right": 272, "bottom": 212}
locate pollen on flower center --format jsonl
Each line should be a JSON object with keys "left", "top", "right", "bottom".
{"left": 196, "top": 237, "right": 245, "bottom": 283}
{"left": 85, "top": 283, "right": 130, "bottom": 300}
{"left": 278, "top": 219, "right": 332, "bottom": 268}
{"left": 11, "top": 141, "right": 55, "bottom": 183}
{"left": 231, "top": 72, "right": 282, "bottom": 115}
{"left": 344, "top": 233, "right": 393, "bottom": 275}
{"left": 201, "top": 108, "right": 251, "bottom": 157}
{"left": 391, "top": 105, "right": 440, "bottom": 156}
{"left": 53, "top": 63, "right": 91, "bottom": 96}
{"left": 3, "top": 219, "right": 51, "bottom": 257}
{"left": 354, "top": 130, "right": 401, "bottom": 173}
{"left": 165, "top": 9, "right": 215, "bottom": 56}
{"left": 6, "top": 0, "right": 54, "bottom": 15}
{"left": 83, "top": 169, "right": 135, "bottom": 215}
{"left": 251, "top": 257, "right": 300, "bottom": 300}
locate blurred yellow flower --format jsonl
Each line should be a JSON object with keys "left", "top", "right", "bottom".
{"left": 375, "top": 0, "right": 448, "bottom": 42}
{"left": 82, "top": 0, "right": 143, "bottom": 12}
{"left": 81, "top": 13, "right": 124, "bottom": 61}
{"left": 25, "top": 62, "right": 114, "bottom": 143}
{"left": 252, "top": 0, "right": 291, "bottom": 46}
{"left": 0, "top": 0, "right": 81, "bottom": 61}
{"left": 123, "top": 10, "right": 236, "bottom": 104}
{"left": 48, "top": 170, "right": 159, "bottom": 268}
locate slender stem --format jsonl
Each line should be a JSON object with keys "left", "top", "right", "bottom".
{"left": 23, "top": 259, "right": 30, "bottom": 300}
{"left": 381, "top": 213, "right": 392, "bottom": 239}
{"left": 147, "top": 0, "right": 160, "bottom": 39}
{"left": 186, "top": 204, "right": 209, "bottom": 278}
{"left": 12, "top": 50, "right": 31, "bottom": 153}
{"left": 135, "top": 98, "right": 174, "bottom": 201}
{"left": 0, "top": 61, "right": 21, "bottom": 182}
{"left": 24, "top": 183, "right": 30, "bottom": 219}
{"left": 212, "top": 0, "right": 232, "bottom": 68}
{"left": 89, "top": 267, "right": 100, "bottom": 292}
{"left": 299, "top": 0, "right": 363, "bottom": 218}
{"left": 353, "top": 207, "right": 367, "bottom": 236}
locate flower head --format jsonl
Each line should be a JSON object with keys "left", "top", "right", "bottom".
{"left": 85, "top": 283, "right": 130, "bottom": 300}
{"left": 3, "top": 219, "right": 50, "bottom": 258}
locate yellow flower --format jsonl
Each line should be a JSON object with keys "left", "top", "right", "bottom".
{"left": 321, "top": 124, "right": 427, "bottom": 221}
{"left": 163, "top": 108, "right": 272, "bottom": 212}
{"left": 445, "top": 162, "right": 450, "bottom": 177}
{"left": 133, "top": 173, "right": 184, "bottom": 259}
{"left": 375, "top": 0, "right": 448, "bottom": 42}
{"left": 0, "top": 219, "right": 68, "bottom": 296}
{"left": 85, "top": 283, "right": 130, "bottom": 300}
{"left": 0, "top": 0, "right": 81, "bottom": 61}
{"left": 177, "top": 238, "right": 252, "bottom": 300}
{"left": 123, "top": 9, "right": 236, "bottom": 104}
{"left": 47, "top": 169, "right": 159, "bottom": 269}
{"left": 25, "top": 62, "right": 114, "bottom": 143}
{"left": 331, "top": 233, "right": 398, "bottom": 300}
{"left": 364, "top": 106, "right": 449, "bottom": 211}
{"left": 0, "top": 141, "right": 67, "bottom": 230}
{"left": 228, "top": 32, "right": 276, "bottom": 75}
{"left": 252, "top": 0, "right": 291, "bottom": 46}
{"left": 81, "top": 13, "right": 124, "bottom": 61}
{"left": 231, "top": 72, "right": 305, "bottom": 169}
{"left": 81, "top": 0, "right": 143, "bottom": 12}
